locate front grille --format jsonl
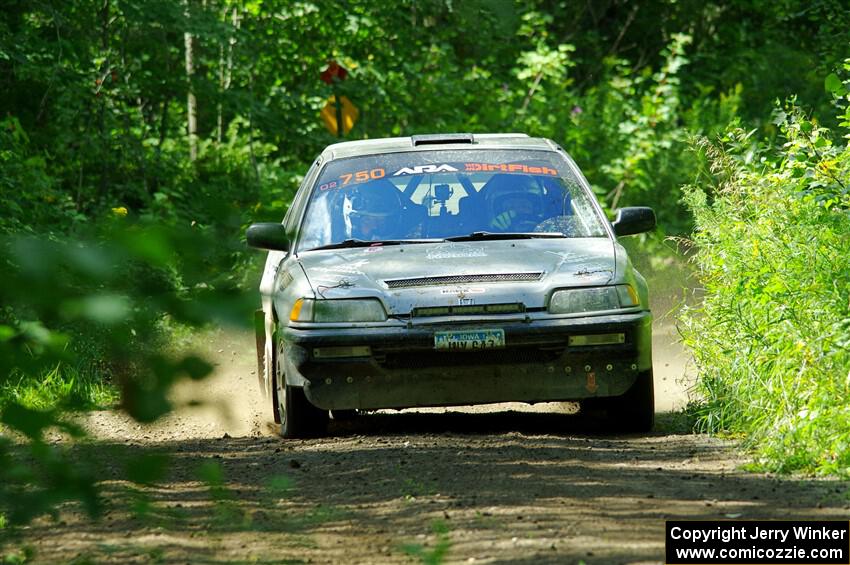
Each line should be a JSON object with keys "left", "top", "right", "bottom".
{"left": 384, "top": 272, "right": 543, "bottom": 289}
{"left": 376, "top": 347, "right": 564, "bottom": 370}
{"left": 412, "top": 303, "right": 526, "bottom": 317}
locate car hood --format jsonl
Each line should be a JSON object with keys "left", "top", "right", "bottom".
{"left": 296, "top": 238, "right": 617, "bottom": 314}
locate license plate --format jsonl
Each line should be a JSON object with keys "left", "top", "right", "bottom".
{"left": 434, "top": 329, "right": 505, "bottom": 351}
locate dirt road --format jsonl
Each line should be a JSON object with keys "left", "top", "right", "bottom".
{"left": 13, "top": 327, "right": 848, "bottom": 564}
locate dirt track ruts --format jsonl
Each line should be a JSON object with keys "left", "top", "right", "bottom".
{"left": 12, "top": 326, "right": 849, "bottom": 564}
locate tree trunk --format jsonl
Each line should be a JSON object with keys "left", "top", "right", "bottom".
{"left": 184, "top": 0, "right": 198, "bottom": 161}
{"left": 216, "top": 6, "right": 239, "bottom": 144}
{"left": 248, "top": 70, "right": 260, "bottom": 182}
{"left": 98, "top": 0, "right": 111, "bottom": 201}
{"left": 120, "top": 20, "right": 149, "bottom": 197}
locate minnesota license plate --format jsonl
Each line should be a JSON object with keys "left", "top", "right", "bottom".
{"left": 434, "top": 329, "right": 505, "bottom": 351}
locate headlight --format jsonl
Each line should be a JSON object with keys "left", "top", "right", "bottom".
{"left": 548, "top": 285, "right": 638, "bottom": 314}
{"left": 290, "top": 298, "right": 387, "bottom": 322}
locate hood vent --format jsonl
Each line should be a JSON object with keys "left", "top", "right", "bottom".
{"left": 384, "top": 272, "right": 544, "bottom": 289}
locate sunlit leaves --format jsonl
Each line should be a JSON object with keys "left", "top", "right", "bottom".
{"left": 680, "top": 103, "right": 850, "bottom": 477}
{"left": 515, "top": 42, "right": 575, "bottom": 84}
{"left": 825, "top": 73, "right": 844, "bottom": 95}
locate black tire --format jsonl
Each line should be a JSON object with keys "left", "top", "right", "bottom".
{"left": 254, "top": 309, "right": 267, "bottom": 396}
{"left": 274, "top": 326, "right": 328, "bottom": 438}
{"left": 270, "top": 329, "right": 281, "bottom": 425}
{"left": 279, "top": 383, "right": 329, "bottom": 438}
{"left": 582, "top": 370, "right": 655, "bottom": 433}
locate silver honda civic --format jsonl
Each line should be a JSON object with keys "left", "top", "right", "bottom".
{"left": 248, "top": 133, "right": 656, "bottom": 438}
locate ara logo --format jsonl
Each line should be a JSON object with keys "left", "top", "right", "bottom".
{"left": 392, "top": 164, "right": 458, "bottom": 176}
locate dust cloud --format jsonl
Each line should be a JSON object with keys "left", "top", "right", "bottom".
{"left": 83, "top": 329, "right": 269, "bottom": 441}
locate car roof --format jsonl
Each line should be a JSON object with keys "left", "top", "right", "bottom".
{"left": 320, "top": 133, "right": 561, "bottom": 161}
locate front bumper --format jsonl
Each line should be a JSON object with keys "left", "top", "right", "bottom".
{"left": 280, "top": 311, "right": 652, "bottom": 410}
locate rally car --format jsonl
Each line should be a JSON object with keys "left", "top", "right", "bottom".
{"left": 247, "top": 133, "right": 656, "bottom": 437}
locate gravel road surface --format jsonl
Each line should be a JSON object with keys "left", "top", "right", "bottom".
{"left": 11, "top": 326, "right": 847, "bottom": 564}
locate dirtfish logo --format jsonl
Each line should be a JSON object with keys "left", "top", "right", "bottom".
{"left": 392, "top": 164, "right": 458, "bottom": 176}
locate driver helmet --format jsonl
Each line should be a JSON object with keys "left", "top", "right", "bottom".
{"left": 481, "top": 174, "right": 544, "bottom": 220}
{"left": 345, "top": 181, "right": 403, "bottom": 240}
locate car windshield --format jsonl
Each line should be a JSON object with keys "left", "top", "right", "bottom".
{"left": 297, "top": 149, "right": 608, "bottom": 252}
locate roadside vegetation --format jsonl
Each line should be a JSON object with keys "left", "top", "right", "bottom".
{"left": 1, "top": 0, "right": 849, "bottom": 539}
{"left": 680, "top": 70, "right": 850, "bottom": 476}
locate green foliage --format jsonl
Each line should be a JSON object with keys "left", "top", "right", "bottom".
{"left": 0, "top": 432, "right": 100, "bottom": 525}
{"left": 501, "top": 31, "right": 742, "bottom": 234}
{"left": 1, "top": 363, "right": 117, "bottom": 413}
{"left": 2, "top": 544, "right": 34, "bottom": 565}
{"left": 3, "top": 0, "right": 845, "bottom": 237}
{"left": 0, "top": 222, "right": 253, "bottom": 525}
{"left": 401, "top": 520, "right": 452, "bottom": 565}
{"left": 125, "top": 453, "right": 170, "bottom": 485}
{"left": 0, "top": 0, "right": 848, "bottom": 529}
{"left": 0, "top": 117, "right": 78, "bottom": 234}
{"left": 679, "top": 91, "right": 850, "bottom": 476}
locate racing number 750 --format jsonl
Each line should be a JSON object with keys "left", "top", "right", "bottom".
{"left": 340, "top": 168, "right": 385, "bottom": 185}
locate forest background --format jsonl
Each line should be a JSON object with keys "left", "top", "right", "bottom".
{"left": 1, "top": 0, "right": 849, "bottom": 528}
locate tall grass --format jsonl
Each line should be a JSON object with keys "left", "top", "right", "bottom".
{"left": 679, "top": 107, "right": 850, "bottom": 476}
{"left": 1, "top": 364, "right": 117, "bottom": 412}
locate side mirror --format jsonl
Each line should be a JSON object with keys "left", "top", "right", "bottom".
{"left": 246, "top": 223, "right": 290, "bottom": 251}
{"left": 612, "top": 207, "right": 656, "bottom": 236}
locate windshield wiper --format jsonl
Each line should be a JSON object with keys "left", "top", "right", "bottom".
{"left": 446, "top": 231, "right": 565, "bottom": 242}
{"left": 309, "top": 238, "right": 444, "bottom": 251}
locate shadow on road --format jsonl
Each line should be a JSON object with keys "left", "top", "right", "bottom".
{"left": 325, "top": 406, "right": 690, "bottom": 437}
{"left": 9, "top": 409, "right": 848, "bottom": 564}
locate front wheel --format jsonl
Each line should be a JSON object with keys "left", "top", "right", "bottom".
{"left": 274, "top": 327, "right": 328, "bottom": 438}
{"left": 581, "top": 370, "right": 654, "bottom": 433}
{"left": 278, "top": 382, "right": 329, "bottom": 438}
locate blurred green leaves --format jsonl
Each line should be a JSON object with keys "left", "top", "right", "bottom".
{"left": 0, "top": 220, "right": 252, "bottom": 525}
{"left": 125, "top": 453, "right": 170, "bottom": 486}
{"left": 0, "top": 434, "right": 101, "bottom": 526}
{"left": 401, "top": 519, "right": 452, "bottom": 565}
